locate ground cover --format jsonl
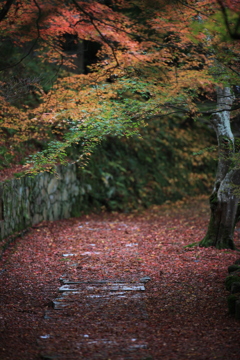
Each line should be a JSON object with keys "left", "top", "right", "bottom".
{"left": 0, "top": 196, "right": 240, "bottom": 360}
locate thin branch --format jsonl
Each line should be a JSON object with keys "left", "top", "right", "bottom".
{"left": 71, "top": 0, "right": 120, "bottom": 66}
{"left": 178, "top": 0, "right": 214, "bottom": 19}
{"left": 217, "top": 0, "right": 232, "bottom": 37}
{"left": 0, "top": 0, "right": 42, "bottom": 71}
{"left": 217, "top": 0, "right": 240, "bottom": 40}
{"left": 71, "top": 0, "right": 187, "bottom": 53}
{"left": 0, "top": 0, "right": 15, "bottom": 22}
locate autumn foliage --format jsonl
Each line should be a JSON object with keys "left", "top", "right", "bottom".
{"left": 0, "top": 0, "right": 239, "bottom": 173}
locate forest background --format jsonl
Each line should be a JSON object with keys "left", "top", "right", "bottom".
{"left": 0, "top": 0, "right": 239, "bottom": 246}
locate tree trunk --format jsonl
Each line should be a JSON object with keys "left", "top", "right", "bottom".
{"left": 199, "top": 87, "right": 239, "bottom": 249}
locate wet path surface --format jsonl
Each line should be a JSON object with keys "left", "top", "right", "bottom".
{"left": 39, "top": 224, "right": 151, "bottom": 360}
{"left": 40, "top": 279, "right": 149, "bottom": 359}
{"left": 1, "top": 198, "right": 240, "bottom": 360}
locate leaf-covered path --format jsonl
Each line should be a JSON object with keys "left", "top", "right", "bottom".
{"left": 1, "top": 197, "right": 240, "bottom": 360}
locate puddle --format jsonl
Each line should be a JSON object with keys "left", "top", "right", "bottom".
{"left": 76, "top": 338, "right": 148, "bottom": 350}
{"left": 59, "top": 282, "right": 145, "bottom": 293}
{"left": 86, "top": 339, "right": 117, "bottom": 345}
{"left": 86, "top": 284, "right": 145, "bottom": 291}
{"left": 87, "top": 291, "right": 127, "bottom": 298}
{"left": 61, "top": 291, "right": 80, "bottom": 296}
{"left": 85, "top": 228, "right": 102, "bottom": 231}
{"left": 59, "top": 285, "right": 80, "bottom": 292}
{"left": 140, "top": 276, "right": 151, "bottom": 283}
{"left": 40, "top": 335, "right": 51, "bottom": 339}
{"left": 80, "top": 251, "right": 101, "bottom": 255}
{"left": 77, "top": 338, "right": 117, "bottom": 346}
{"left": 128, "top": 344, "right": 148, "bottom": 350}
{"left": 52, "top": 300, "right": 69, "bottom": 310}
{"left": 60, "top": 279, "right": 117, "bottom": 285}
{"left": 87, "top": 292, "right": 144, "bottom": 300}
{"left": 56, "top": 281, "right": 145, "bottom": 311}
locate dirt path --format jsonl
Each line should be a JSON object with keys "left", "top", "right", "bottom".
{"left": 0, "top": 197, "right": 240, "bottom": 360}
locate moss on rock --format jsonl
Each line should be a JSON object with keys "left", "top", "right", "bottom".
{"left": 225, "top": 275, "right": 240, "bottom": 291}
{"left": 228, "top": 264, "right": 240, "bottom": 273}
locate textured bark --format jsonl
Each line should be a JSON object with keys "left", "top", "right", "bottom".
{"left": 200, "top": 171, "right": 239, "bottom": 249}
{"left": 200, "top": 87, "right": 239, "bottom": 249}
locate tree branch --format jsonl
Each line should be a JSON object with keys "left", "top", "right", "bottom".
{"left": 217, "top": 0, "right": 240, "bottom": 40}
{"left": 0, "top": 0, "right": 15, "bottom": 22}
{"left": 71, "top": 0, "right": 120, "bottom": 67}
{"left": 0, "top": 0, "right": 41, "bottom": 71}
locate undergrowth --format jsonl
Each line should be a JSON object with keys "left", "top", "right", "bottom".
{"left": 74, "top": 116, "right": 217, "bottom": 212}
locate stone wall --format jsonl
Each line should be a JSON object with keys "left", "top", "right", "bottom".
{"left": 0, "top": 164, "right": 85, "bottom": 241}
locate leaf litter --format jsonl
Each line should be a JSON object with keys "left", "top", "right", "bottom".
{"left": 0, "top": 196, "right": 240, "bottom": 359}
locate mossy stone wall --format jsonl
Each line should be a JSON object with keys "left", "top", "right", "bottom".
{"left": 0, "top": 164, "right": 83, "bottom": 241}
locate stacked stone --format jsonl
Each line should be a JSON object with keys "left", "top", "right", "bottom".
{"left": 0, "top": 164, "right": 85, "bottom": 242}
